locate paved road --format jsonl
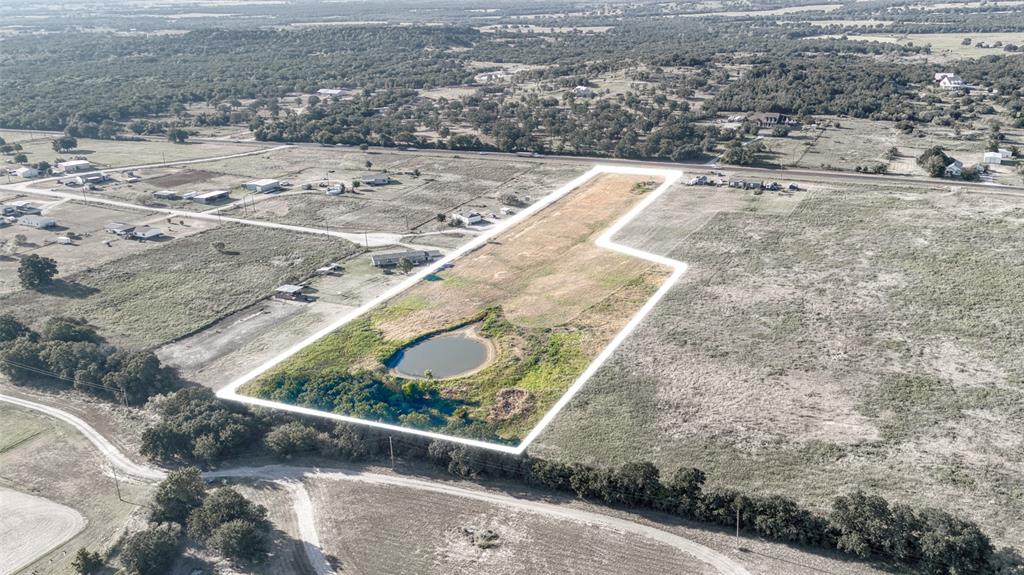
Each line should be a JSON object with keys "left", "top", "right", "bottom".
{"left": 0, "top": 393, "right": 752, "bottom": 575}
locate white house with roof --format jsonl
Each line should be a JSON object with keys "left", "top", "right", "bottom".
{"left": 359, "top": 175, "right": 392, "bottom": 186}
{"left": 131, "top": 225, "right": 163, "bottom": 240}
{"left": 18, "top": 215, "right": 56, "bottom": 229}
{"left": 936, "top": 73, "right": 965, "bottom": 90}
{"left": 572, "top": 85, "right": 595, "bottom": 97}
{"left": 58, "top": 159, "right": 92, "bottom": 173}
{"left": 14, "top": 167, "right": 39, "bottom": 178}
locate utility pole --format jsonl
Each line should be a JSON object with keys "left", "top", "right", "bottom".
{"left": 389, "top": 436, "right": 395, "bottom": 469}
{"left": 364, "top": 231, "right": 368, "bottom": 248}
{"left": 735, "top": 503, "right": 740, "bottom": 547}
{"left": 111, "top": 464, "right": 124, "bottom": 502}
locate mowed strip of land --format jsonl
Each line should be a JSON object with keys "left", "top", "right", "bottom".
{"left": 240, "top": 173, "right": 675, "bottom": 444}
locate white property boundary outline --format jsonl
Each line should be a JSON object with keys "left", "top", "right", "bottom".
{"left": 218, "top": 165, "right": 686, "bottom": 454}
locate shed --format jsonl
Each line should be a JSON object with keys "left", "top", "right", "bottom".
{"left": 453, "top": 212, "right": 483, "bottom": 226}
{"left": 274, "top": 284, "right": 309, "bottom": 301}
{"left": 153, "top": 190, "right": 179, "bottom": 200}
{"left": 19, "top": 215, "right": 56, "bottom": 229}
{"left": 192, "top": 190, "right": 230, "bottom": 204}
{"left": 983, "top": 152, "right": 1002, "bottom": 165}
{"left": 242, "top": 179, "right": 281, "bottom": 193}
{"left": 14, "top": 167, "right": 39, "bottom": 178}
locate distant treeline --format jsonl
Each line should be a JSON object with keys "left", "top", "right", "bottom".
{"left": 136, "top": 386, "right": 1016, "bottom": 575}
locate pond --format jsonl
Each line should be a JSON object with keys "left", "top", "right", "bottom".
{"left": 388, "top": 331, "right": 492, "bottom": 380}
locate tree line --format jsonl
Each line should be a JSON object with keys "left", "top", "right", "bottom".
{"left": 134, "top": 386, "right": 1019, "bottom": 575}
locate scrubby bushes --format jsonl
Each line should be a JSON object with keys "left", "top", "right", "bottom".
{"left": 0, "top": 315, "right": 178, "bottom": 404}
{"left": 120, "top": 524, "right": 180, "bottom": 575}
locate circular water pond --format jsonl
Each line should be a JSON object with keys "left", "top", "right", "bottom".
{"left": 388, "top": 331, "right": 493, "bottom": 379}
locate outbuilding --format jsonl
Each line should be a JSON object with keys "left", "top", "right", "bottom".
{"left": 242, "top": 179, "right": 281, "bottom": 193}
{"left": 153, "top": 190, "right": 179, "bottom": 200}
{"left": 19, "top": 215, "right": 56, "bottom": 229}
{"left": 14, "top": 167, "right": 39, "bottom": 178}
{"left": 192, "top": 190, "right": 230, "bottom": 204}
{"left": 274, "top": 284, "right": 309, "bottom": 301}
{"left": 453, "top": 212, "right": 483, "bottom": 226}
{"left": 983, "top": 152, "right": 1002, "bottom": 165}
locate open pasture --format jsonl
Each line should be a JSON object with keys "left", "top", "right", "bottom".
{"left": 536, "top": 184, "right": 1024, "bottom": 549}
{"left": 0, "top": 223, "right": 358, "bottom": 348}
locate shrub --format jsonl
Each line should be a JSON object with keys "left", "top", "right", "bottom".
{"left": 264, "top": 421, "right": 321, "bottom": 456}
{"left": 151, "top": 467, "right": 206, "bottom": 525}
{"left": 120, "top": 524, "right": 180, "bottom": 575}
{"left": 208, "top": 519, "right": 271, "bottom": 563}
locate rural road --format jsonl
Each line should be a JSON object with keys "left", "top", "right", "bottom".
{"left": 0, "top": 393, "right": 752, "bottom": 575}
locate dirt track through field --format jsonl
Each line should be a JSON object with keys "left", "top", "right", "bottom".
{"left": 1, "top": 392, "right": 751, "bottom": 575}
{"left": 0, "top": 487, "right": 86, "bottom": 575}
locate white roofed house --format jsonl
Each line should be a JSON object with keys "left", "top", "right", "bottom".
{"left": 359, "top": 175, "right": 392, "bottom": 186}
{"left": 131, "top": 225, "right": 163, "bottom": 240}
{"left": 58, "top": 159, "right": 92, "bottom": 173}
{"left": 191, "top": 190, "right": 230, "bottom": 204}
{"left": 14, "top": 167, "right": 39, "bottom": 178}
{"left": 944, "top": 159, "right": 964, "bottom": 177}
{"left": 369, "top": 249, "right": 442, "bottom": 268}
{"left": 18, "top": 214, "right": 56, "bottom": 229}
{"left": 572, "top": 85, "right": 595, "bottom": 98}
{"left": 937, "top": 74, "right": 965, "bottom": 90}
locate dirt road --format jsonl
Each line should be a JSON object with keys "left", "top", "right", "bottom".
{"left": 0, "top": 392, "right": 752, "bottom": 575}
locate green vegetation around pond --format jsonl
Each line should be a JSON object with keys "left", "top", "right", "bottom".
{"left": 241, "top": 306, "right": 591, "bottom": 444}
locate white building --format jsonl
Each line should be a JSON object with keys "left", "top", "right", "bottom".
{"left": 998, "top": 148, "right": 1013, "bottom": 158}
{"left": 242, "top": 179, "right": 281, "bottom": 193}
{"left": 359, "top": 175, "right": 392, "bottom": 186}
{"left": 14, "top": 167, "right": 39, "bottom": 178}
{"left": 983, "top": 152, "right": 1002, "bottom": 165}
{"left": 192, "top": 190, "right": 230, "bottom": 204}
{"left": 131, "top": 225, "right": 163, "bottom": 240}
{"left": 74, "top": 173, "right": 108, "bottom": 186}
{"left": 938, "top": 74, "right": 965, "bottom": 90}
{"left": 58, "top": 159, "right": 92, "bottom": 173}
{"left": 572, "top": 85, "right": 595, "bottom": 97}
{"left": 453, "top": 211, "right": 483, "bottom": 226}
{"left": 18, "top": 215, "right": 56, "bottom": 229}
{"left": 474, "top": 70, "right": 510, "bottom": 84}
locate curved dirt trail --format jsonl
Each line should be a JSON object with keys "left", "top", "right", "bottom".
{"left": 0, "top": 393, "right": 752, "bottom": 575}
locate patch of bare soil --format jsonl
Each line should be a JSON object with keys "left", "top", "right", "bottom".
{"left": 487, "top": 388, "right": 533, "bottom": 422}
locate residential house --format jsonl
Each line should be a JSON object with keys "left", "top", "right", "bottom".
{"left": 369, "top": 249, "right": 442, "bottom": 268}
{"left": 105, "top": 222, "right": 136, "bottom": 236}
{"left": 998, "top": 148, "right": 1013, "bottom": 159}
{"left": 58, "top": 159, "right": 92, "bottom": 173}
{"left": 983, "top": 151, "right": 1002, "bottom": 165}
{"left": 359, "top": 175, "right": 392, "bottom": 186}
{"left": 153, "top": 190, "right": 179, "bottom": 200}
{"left": 936, "top": 73, "right": 965, "bottom": 90}
{"left": 474, "top": 70, "right": 511, "bottom": 84}
{"left": 274, "top": 284, "right": 309, "bottom": 301}
{"left": 453, "top": 211, "right": 483, "bottom": 226}
{"left": 18, "top": 215, "right": 56, "bottom": 229}
{"left": 131, "top": 225, "right": 163, "bottom": 240}
{"left": 74, "top": 173, "right": 108, "bottom": 186}
{"left": 14, "top": 167, "right": 39, "bottom": 178}
{"left": 572, "top": 85, "right": 595, "bottom": 97}
{"left": 750, "top": 112, "right": 790, "bottom": 128}
{"left": 8, "top": 201, "right": 41, "bottom": 215}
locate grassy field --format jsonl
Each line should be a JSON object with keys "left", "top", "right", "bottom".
{"left": 535, "top": 183, "right": 1024, "bottom": 549}
{"left": 305, "top": 474, "right": 892, "bottom": 575}
{"left": 0, "top": 403, "right": 152, "bottom": 575}
{"left": 306, "top": 477, "right": 715, "bottom": 575}
{"left": 242, "top": 174, "right": 672, "bottom": 443}
{"left": 0, "top": 130, "right": 258, "bottom": 172}
{"left": 762, "top": 117, "right": 993, "bottom": 175}
{"left": 0, "top": 223, "right": 359, "bottom": 348}
{"left": 833, "top": 32, "right": 1024, "bottom": 59}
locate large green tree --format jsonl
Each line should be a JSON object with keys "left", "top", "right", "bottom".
{"left": 18, "top": 254, "right": 58, "bottom": 289}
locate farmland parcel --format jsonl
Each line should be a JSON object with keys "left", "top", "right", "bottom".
{"left": 239, "top": 173, "right": 673, "bottom": 445}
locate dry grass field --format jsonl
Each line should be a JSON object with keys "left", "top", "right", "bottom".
{"left": 0, "top": 403, "right": 152, "bottom": 575}
{"left": 305, "top": 474, "right": 893, "bottom": 575}
{"left": 0, "top": 223, "right": 359, "bottom": 348}
{"left": 0, "top": 130, "right": 257, "bottom": 171}
{"left": 306, "top": 478, "right": 715, "bottom": 575}
{"left": 243, "top": 174, "right": 672, "bottom": 442}
{"left": 535, "top": 182, "right": 1024, "bottom": 549}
